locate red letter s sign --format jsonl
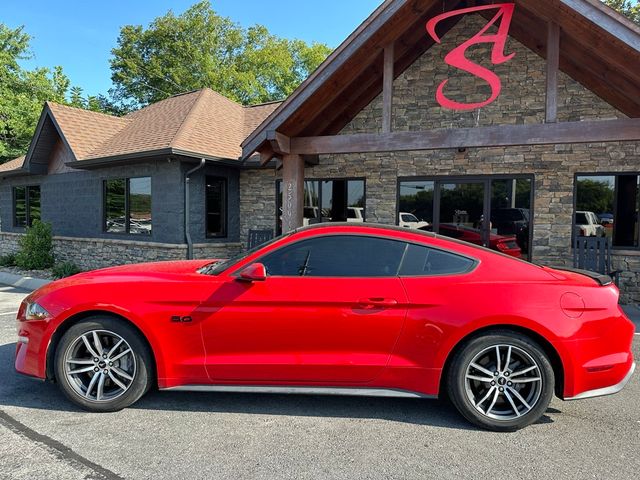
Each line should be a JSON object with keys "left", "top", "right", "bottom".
{"left": 426, "top": 3, "right": 516, "bottom": 111}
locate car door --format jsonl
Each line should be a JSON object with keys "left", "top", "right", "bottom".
{"left": 396, "top": 243, "right": 478, "bottom": 370}
{"left": 199, "top": 234, "right": 409, "bottom": 384}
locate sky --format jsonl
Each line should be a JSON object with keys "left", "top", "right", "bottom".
{"left": 2, "top": 0, "right": 383, "bottom": 97}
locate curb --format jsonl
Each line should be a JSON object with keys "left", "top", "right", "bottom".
{"left": 0, "top": 272, "right": 52, "bottom": 291}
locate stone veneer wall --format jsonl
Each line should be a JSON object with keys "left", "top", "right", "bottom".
{"left": 239, "top": 168, "right": 277, "bottom": 249}
{"left": 252, "top": 15, "right": 639, "bottom": 303}
{"left": 0, "top": 232, "right": 241, "bottom": 271}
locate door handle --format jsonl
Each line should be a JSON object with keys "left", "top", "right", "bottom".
{"left": 357, "top": 297, "right": 399, "bottom": 308}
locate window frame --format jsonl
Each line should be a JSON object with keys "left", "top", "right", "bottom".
{"left": 103, "top": 176, "right": 152, "bottom": 236}
{"left": 396, "top": 174, "right": 535, "bottom": 260}
{"left": 205, "top": 176, "right": 228, "bottom": 239}
{"left": 254, "top": 233, "right": 478, "bottom": 279}
{"left": 275, "top": 177, "right": 367, "bottom": 235}
{"left": 13, "top": 185, "right": 41, "bottom": 228}
{"left": 573, "top": 172, "right": 640, "bottom": 251}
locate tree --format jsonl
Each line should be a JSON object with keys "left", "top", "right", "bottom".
{"left": 0, "top": 24, "right": 73, "bottom": 162}
{"left": 69, "top": 85, "right": 133, "bottom": 116}
{"left": 603, "top": 0, "right": 640, "bottom": 23}
{"left": 109, "top": 1, "right": 332, "bottom": 107}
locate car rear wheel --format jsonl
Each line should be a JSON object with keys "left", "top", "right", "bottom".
{"left": 54, "top": 317, "right": 153, "bottom": 412}
{"left": 447, "top": 331, "right": 555, "bottom": 431}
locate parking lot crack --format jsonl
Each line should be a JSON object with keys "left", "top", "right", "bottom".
{"left": 0, "top": 409, "right": 124, "bottom": 480}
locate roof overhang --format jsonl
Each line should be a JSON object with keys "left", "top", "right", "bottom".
{"left": 66, "top": 148, "right": 242, "bottom": 170}
{"left": 241, "top": 0, "right": 640, "bottom": 160}
{"left": 0, "top": 168, "right": 30, "bottom": 179}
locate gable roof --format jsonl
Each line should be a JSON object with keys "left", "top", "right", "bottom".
{"left": 241, "top": 0, "right": 640, "bottom": 159}
{"left": 1, "top": 88, "right": 281, "bottom": 176}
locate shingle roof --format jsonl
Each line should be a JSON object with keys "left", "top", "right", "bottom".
{"left": 1, "top": 88, "right": 282, "bottom": 174}
{"left": 47, "top": 103, "right": 130, "bottom": 159}
{"left": 0, "top": 156, "right": 26, "bottom": 173}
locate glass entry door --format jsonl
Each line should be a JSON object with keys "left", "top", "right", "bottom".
{"left": 435, "top": 181, "right": 490, "bottom": 248}
{"left": 399, "top": 176, "right": 533, "bottom": 260}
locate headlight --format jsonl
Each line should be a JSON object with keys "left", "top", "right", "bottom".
{"left": 25, "top": 302, "right": 50, "bottom": 321}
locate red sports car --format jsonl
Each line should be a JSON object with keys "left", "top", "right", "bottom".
{"left": 15, "top": 224, "right": 635, "bottom": 431}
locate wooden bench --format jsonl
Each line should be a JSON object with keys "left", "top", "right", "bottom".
{"left": 573, "top": 235, "right": 621, "bottom": 285}
{"left": 247, "top": 229, "right": 274, "bottom": 250}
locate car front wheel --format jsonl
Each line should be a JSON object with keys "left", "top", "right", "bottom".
{"left": 54, "top": 317, "right": 153, "bottom": 412}
{"left": 447, "top": 331, "right": 555, "bottom": 431}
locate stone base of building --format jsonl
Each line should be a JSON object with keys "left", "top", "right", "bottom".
{"left": 0, "top": 232, "right": 242, "bottom": 271}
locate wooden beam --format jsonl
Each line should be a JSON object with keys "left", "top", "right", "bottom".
{"left": 266, "top": 130, "right": 290, "bottom": 155}
{"left": 382, "top": 42, "right": 394, "bottom": 134}
{"left": 290, "top": 118, "right": 640, "bottom": 155}
{"left": 559, "top": 0, "right": 640, "bottom": 52}
{"left": 545, "top": 22, "right": 560, "bottom": 123}
{"left": 281, "top": 154, "right": 305, "bottom": 233}
{"left": 259, "top": 146, "right": 278, "bottom": 167}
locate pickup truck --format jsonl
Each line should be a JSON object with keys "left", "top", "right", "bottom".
{"left": 575, "top": 210, "right": 605, "bottom": 237}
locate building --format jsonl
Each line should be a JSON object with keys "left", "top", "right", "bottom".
{"left": 0, "top": 89, "right": 280, "bottom": 268}
{"left": 1, "top": 0, "right": 639, "bottom": 302}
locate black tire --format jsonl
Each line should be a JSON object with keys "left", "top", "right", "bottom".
{"left": 53, "top": 317, "right": 154, "bottom": 412}
{"left": 446, "top": 330, "right": 555, "bottom": 432}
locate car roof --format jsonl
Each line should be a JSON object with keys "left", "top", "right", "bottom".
{"left": 294, "top": 222, "right": 437, "bottom": 238}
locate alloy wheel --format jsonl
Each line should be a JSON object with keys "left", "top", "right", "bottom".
{"left": 63, "top": 329, "right": 137, "bottom": 402}
{"left": 464, "top": 344, "right": 543, "bottom": 421}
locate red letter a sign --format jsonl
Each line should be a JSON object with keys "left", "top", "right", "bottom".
{"left": 426, "top": 3, "right": 516, "bottom": 111}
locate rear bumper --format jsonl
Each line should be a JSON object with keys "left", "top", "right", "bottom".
{"left": 564, "top": 361, "right": 635, "bottom": 400}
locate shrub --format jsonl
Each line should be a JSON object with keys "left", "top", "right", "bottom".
{"left": 15, "top": 220, "right": 54, "bottom": 270}
{"left": 0, "top": 253, "right": 17, "bottom": 267}
{"left": 52, "top": 262, "right": 82, "bottom": 279}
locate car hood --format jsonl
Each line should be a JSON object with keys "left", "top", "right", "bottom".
{"left": 30, "top": 259, "right": 220, "bottom": 299}
{"left": 82, "top": 259, "right": 218, "bottom": 276}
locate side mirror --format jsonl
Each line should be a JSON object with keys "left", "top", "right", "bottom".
{"left": 238, "top": 263, "right": 267, "bottom": 282}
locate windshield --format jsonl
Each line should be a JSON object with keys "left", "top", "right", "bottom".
{"left": 199, "top": 234, "right": 286, "bottom": 275}
{"left": 402, "top": 214, "right": 419, "bottom": 222}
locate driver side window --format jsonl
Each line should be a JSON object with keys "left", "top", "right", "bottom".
{"left": 260, "top": 235, "right": 406, "bottom": 277}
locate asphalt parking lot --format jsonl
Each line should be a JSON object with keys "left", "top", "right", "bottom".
{"left": 0, "top": 284, "right": 639, "bottom": 480}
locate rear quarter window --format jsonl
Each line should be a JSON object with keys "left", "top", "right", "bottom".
{"left": 399, "top": 243, "right": 475, "bottom": 276}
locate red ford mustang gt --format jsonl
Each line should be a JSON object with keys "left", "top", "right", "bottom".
{"left": 15, "top": 224, "right": 635, "bottom": 431}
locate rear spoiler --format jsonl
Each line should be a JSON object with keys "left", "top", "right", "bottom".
{"left": 551, "top": 267, "right": 613, "bottom": 286}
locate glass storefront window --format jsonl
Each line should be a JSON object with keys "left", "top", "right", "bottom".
{"left": 575, "top": 174, "right": 639, "bottom": 248}
{"left": 398, "top": 181, "right": 434, "bottom": 228}
{"left": 490, "top": 178, "right": 532, "bottom": 259}
{"left": 398, "top": 176, "right": 533, "bottom": 260}
{"left": 276, "top": 178, "right": 366, "bottom": 235}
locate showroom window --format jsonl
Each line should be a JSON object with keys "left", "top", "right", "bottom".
{"left": 206, "top": 176, "right": 227, "bottom": 238}
{"left": 276, "top": 178, "right": 365, "bottom": 235}
{"left": 13, "top": 185, "right": 41, "bottom": 228}
{"left": 575, "top": 174, "right": 639, "bottom": 248}
{"left": 104, "top": 177, "right": 152, "bottom": 235}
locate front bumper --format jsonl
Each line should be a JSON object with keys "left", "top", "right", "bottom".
{"left": 564, "top": 361, "right": 636, "bottom": 401}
